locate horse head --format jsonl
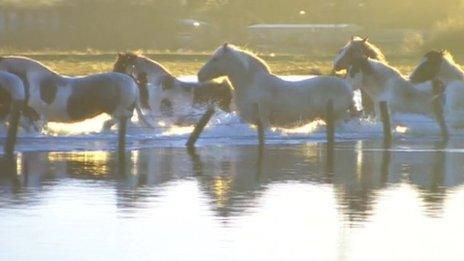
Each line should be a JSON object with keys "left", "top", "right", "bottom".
{"left": 410, "top": 50, "right": 446, "bottom": 83}
{"left": 198, "top": 43, "right": 233, "bottom": 83}
{"left": 346, "top": 55, "right": 373, "bottom": 91}
{"left": 113, "top": 53, "right": 138, "bottom": 74}
{"left": 333, "top": 37, "right": 369, "bottom": 72}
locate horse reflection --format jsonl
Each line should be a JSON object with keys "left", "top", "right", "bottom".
{"left": 0, "top": 143, "right": 462, "bottom": 224}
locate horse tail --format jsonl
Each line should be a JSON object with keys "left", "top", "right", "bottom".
{"left": 133, "top": 85, "right": 156, "bottom": 129}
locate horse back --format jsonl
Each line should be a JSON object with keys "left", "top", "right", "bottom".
{"left": 66, "top": 74, "right": 128, "bottom": 122}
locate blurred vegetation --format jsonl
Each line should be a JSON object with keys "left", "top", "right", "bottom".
{"left": 424, "top": 2, "right": 464, "bottom": 53}
{"left": 0, "top": 0, "right": 461, "bottom": 53}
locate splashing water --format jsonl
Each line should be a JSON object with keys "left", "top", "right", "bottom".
{"left": 0, "top": 76, "right": 458, "bottom": 153}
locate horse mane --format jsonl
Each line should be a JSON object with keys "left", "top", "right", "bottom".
{"left": 121, "top": 52, "right": 172, "bottom": 75}
{"left": 1, "top": 56, "right": 60, "bottom": 75}
{"left": 365, "top": 57, "right": 405, "bottom": 80}
{"left": 440, "top": 50, "right": 463, "bottom": 69}
{"left": 351, "top": 36, "right": 386, "bottom": 63}
{"left": 224, "top": 45, "right": 271, "bottom": 74}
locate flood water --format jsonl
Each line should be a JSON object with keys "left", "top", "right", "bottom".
{"left": 1, "top": 140, "right": 464, "bottom": 261}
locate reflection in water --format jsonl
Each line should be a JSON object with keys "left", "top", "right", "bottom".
{"left": 1, "top": 141, "right": 464, "bottom": 259}
{"left": 0, "top": 141, "right": 462, "bottom": 222}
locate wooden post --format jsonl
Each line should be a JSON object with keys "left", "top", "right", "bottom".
{"left": 118, "top": 116, "right": 128, "bottom": 154}
{"left": 326, "top": 99, "right": 335, "bottom": 146}
{"left": 4, "top": 100, "right": 22, "bottom": 159}
{"left": 186, "top": 107, "right": 215, "bottom": 148}
{"left": 379, "top": 101, "right": 392, "bottom": 145}
{"left": 432, "top": 81, "right": 449, "bottom": 142}
{"left": 253, "top": 103, "right": 265, "bottom": 148}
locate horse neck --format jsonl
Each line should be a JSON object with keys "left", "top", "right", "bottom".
{"left": 226, "top": 64, "right": 261, "bottom": 95}
{"left": 135, "top": 58, "right": 171, "bottom": 78}
{"left": 439, "top": 60, "right": 464, "bottom": 85}
{"left": 226, "top": 54, "right": 270, "bottom": 94}
{"left": 366, "top": 62, "right": 406, "bottom": 95}
{"left": 363, "top": 45, "right": 385, "bottom": 63}
{"left": 5, "top": 58, "right": 60, "bottom": 79}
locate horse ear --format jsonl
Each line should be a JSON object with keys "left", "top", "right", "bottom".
{"left": 350, "top": 35, "right": 355, "bottom": 41}
{"left": 439, "top": 50, "right": 446, "bottom": 55}
{"left": 223, "top": 43, "right": 229, "bottom": 50}
{"left": 362, "top": 37, "right": 369, "bottom": 43}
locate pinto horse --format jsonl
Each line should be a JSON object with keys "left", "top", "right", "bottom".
{"left": 0, "top": 56, "right": 155, "bottom": 151}
{"left": 113, "top": 52, "right": 232, "bottom": 126}
{"left": 410, "top": 50, "right": 464, "bottom": 128}
{"left": 346, "top": 56, "right": 437, "bottom": 119}
{"left": 333, "top": 36, "right": 387, "bottom": 116}
{"left": 197, "top": 43, "right": 354, "bottom": 146}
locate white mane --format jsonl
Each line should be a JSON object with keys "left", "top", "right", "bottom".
{"left": 358, "top": 58, "right": 405, "bottom": 83}
{"left": 441, "top": 51, "right": 464, "bottom": 76}
{"left": 216, "top": 44, "right": 271, "bottom": 73}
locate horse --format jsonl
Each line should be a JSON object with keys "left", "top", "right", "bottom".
{"left": 333, "top": 36, "right": 387, "bottom": 116}
{"left": 333, "top": 36, "right": 387, "bottom": 72}
{"left": 345, "top": 56, "right": 437, "bottom": 119}
{"left": 0, "top": 71, "right": 26, "bottom": 156}
{"left": 113, "top": 52, "right": 233, "bottom": 126}
{"left": 410, "top": 50, "right": 464, "bottom": 127}
{"left": 197, "top": 43, "right": 354, "bottom": 146}
{"left": 0, "top": 56, "right": 155, "bottom": 151}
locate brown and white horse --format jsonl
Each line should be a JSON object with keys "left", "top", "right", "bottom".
{"left": 333, "top": 36, "right": 387, "bottom": 116}
{"left": 113, "top": 52, "right": 233, "bottom": 126}
{"left": 0, "top": 56, "right": 155, "bottom": 151}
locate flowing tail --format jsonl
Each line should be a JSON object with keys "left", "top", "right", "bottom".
{"left": 134, "top": 95, "right": 157, "bottom": 129}
{"left": 133, "top": 85, "right": 157, "bottom": 129}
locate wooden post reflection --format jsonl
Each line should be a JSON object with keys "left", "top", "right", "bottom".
{"left": 380, "top": 144, "right": 391, "bottom": 185}
{"left": 379, "top": 101, "right": 392, "bottom": 146}
{"left": 187, "top": 146, "right": 203, "bottom": 176}
{"left": 326, "top": 99, "right": 335, "bottom": 146}
{"left": 326, "top": 143, "right": 334, "bottom": 180}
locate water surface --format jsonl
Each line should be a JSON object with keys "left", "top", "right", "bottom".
{"left": 1, "top": 140, "right": 464, "bottom": 261}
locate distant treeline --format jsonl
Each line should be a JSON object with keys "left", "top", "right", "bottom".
{"left": 0, "top": 0, "right": 460, "bottom": 51}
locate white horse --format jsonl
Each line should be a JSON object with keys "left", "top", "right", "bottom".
{"left": 113, "top": 52, "right": 232, "bottom": 126}
{"left": 410, "top": 50, "right": 464, "bottom": 127}
{"left": 0, "top": 56, "right": 155, "bottom": 150}
{"left": 197, "top": 43, "right": 354, "bottom": 145}
{"left": 333, "top": 36, "right": 387, "bottom": 72}
{"left": 345, "top": 56, "right": 436, "bottom": 118}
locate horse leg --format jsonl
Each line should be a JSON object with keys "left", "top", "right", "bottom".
{"left": 103, "top": 118, "right": 117, "bottom": 132}
{"left": 361, "top": 90, "right": 375, "bottom": 117}
{"left": 21, "top": 106, "right": 42, "bottom": 132}
{"left": 4, "top": 100, "right": 22, "bottom": 159}
{"left": 186, "top": 106, "right": 215, "bottom": 148}
{"left": 253, "top": 103, "right": 265, "bottom": 148}
{"left": 118, "top": 116, "right": 128, "bottom": 154}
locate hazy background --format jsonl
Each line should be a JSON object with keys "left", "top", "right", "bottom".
{"left": 0, "top": 0, "right": 461, "bottom": 54}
